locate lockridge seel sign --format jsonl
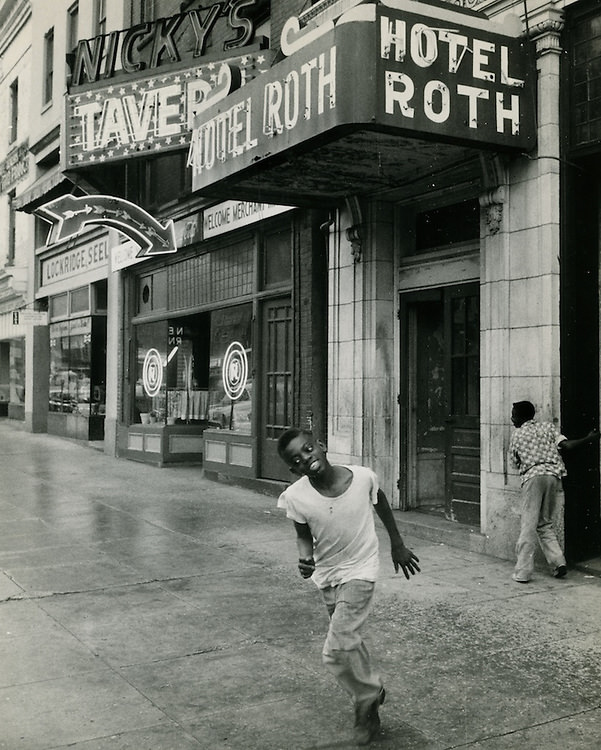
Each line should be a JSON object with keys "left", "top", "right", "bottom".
{"left": 41, "top": 237, "right": 109, "bottom": 286}
{"left": 189, "top": 0, "right": 535, "bottom": 192}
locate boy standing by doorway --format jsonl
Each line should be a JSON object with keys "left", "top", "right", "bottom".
{"left": 277, "top": 428, "right": 420, "bottom": 745}
{"left": 509, "top": 400, "right": 599, "bottom": 582}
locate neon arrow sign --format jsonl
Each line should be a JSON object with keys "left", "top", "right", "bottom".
{"left": 35, "top": 194, "right": 177, "bottom": 257}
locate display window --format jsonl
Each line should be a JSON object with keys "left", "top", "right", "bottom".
{"left": 207, "top": 304, "right": 252, "bottom": 434}
{"left": 9, "top": 338, "right": 25, "bottom": 404}
{"left": 49, "top": 317, "right": 106, "bottom": 415}
{"left": 132, "top": 303, "right": 253, "bottom": 433}
{"left": 134, "top": 320, "right": 167, "bottom": 423}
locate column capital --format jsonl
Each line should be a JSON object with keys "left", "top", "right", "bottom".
{"left": 524, "top": 4, "right": 565, "bottom": 56}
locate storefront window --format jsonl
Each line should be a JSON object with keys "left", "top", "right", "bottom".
{"left": 133, "top": 305, "right": 253, "bottom": 433}
{"left": 49, "top": 317, "right": 106, "bottom": 416}
{"left": 49, "top": 321, "right": 72, "bottom": 412}
{"left": 69, "top": 318, "right": 92, "bottom": 415}
{"left": 9, "top": 338, "right": 25, "bottom": 404}
{"left": 134, "top": 320, "right": 167, "bottom": 423}
{"left": 165, "top": 313, "right": 210, "bottom": 424}
{"left": 207, "top": 304, "right": 253, "bottom": 434}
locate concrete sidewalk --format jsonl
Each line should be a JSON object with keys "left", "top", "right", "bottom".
{"left": 1, "top": 420, "right": 600, "bottom": 749}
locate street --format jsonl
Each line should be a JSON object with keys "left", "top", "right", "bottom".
{"left": 1, "top": 420, "right": 601, "bottom": 749}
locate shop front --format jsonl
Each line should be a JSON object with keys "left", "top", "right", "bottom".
{"left": 116, "top": 201, "right": 326, "bottom": 481}
{"left": 38, "top": 233, "right": 108, "bottom": 441}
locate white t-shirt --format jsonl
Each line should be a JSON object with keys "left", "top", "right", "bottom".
{"left": 277, "top": 465, "right": 380, "bottom": 589}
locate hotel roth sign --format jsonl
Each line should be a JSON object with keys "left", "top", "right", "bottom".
{"left": 188, "top": 0, "right": 536, "bottom": 191}
{"left": 64, "top": 0, "right": 272, "bottom": 169}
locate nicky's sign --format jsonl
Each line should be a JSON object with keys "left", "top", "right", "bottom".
{"left": 69, "top": 0, "right": 269, "bottom": 86}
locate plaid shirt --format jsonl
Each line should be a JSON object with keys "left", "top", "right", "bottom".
{"left": 509, "top": 419, "right": 567, "bottom": 485}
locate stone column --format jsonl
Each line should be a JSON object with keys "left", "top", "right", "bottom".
{"left": 327, "top": 199, "right": 396, "bottom": 495}
{"left": 103, "top": 230, "right": 123, "bottom": 456}
{"left": 24, "top": 322, "right": 48, "bottom": 433}
{"left": 327, "top": 201, "right": 365, "bottom": 463}
{"left": 480, "top": 10, "right": 565, "bottom": 559}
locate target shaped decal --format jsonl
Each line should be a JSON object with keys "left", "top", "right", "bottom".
{"left": 142, "top": 348, "right": 163, "bottom": 397}
{"left": 222, "top": 342, "right": 248, "bottom": 400}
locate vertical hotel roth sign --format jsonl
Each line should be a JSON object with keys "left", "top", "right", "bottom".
{"left": 189, "top": 1, "right": 535, "bottom": 193}
{"left": 376, "top": 1, "right": 532, "bottom": 144}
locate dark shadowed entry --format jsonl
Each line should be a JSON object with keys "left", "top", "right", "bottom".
{"left": 399, "top": 283, "right": 480, "bottom": 524}
{"left": 259, "top": 296, "right": 293, "bottom": 481}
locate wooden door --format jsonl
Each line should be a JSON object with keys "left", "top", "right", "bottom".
{"left": 400, "top": 284, "right": 480, "bottom": 524}
{"left": 444, "top": 284, "right": 480, "bottom": 525}
{"left": 259, "top": 297, "right": 293, "bottom": 481}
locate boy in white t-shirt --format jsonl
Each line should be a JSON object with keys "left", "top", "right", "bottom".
{"left": 277, "top": 428, "right": 420, "bottom": 745}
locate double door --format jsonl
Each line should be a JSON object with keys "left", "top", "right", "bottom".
{"left": 400, "top": 284, "right": 480, "bottom": 525}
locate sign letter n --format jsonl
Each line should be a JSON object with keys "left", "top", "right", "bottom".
{"left": 71, "top": 37, "right": 107, "bottom": 86}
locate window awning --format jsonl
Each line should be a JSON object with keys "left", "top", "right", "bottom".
{"left": 14, "top": 168, "right": 74, "bottom": 212}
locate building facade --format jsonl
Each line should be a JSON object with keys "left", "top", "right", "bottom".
{"left": 1, "top": 0, "right": 599, "bottom": 567}
{"left": 0, "top": 0, "right": 31, "bottom": 424}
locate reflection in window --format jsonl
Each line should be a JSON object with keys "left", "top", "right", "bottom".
{"left": 49, "top": 317, "right": 106, "bottom": 415}
{"left": 49, "top": 321, "right": 71, "bottom": 412}
{"left": 133, "top": 305, "right": 253, "bottom": 432}
{"left": 134, "top": 320, "right": 167, "bottom": 423}
{"left": 208, "top": 305, "right": 252, "bottom": 433}
{"left": 165, "top": 315, "right": 208, "bottom": 421}
{"left": 9, "top": 338, "right": 25, "bottom": 404}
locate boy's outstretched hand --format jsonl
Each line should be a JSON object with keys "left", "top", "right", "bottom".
{"left": 298, "top": 557, "right": 316, "bottom": 579}
{"left": 391, "top": 541, "right": 420, "bottom": 579}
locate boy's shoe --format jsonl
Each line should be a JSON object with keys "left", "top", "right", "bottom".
{"left": 554, "top": 565, "right": 568, "bottom": 579}
{"left": 512, "top": 573, "right": 530, "bottom": 583}
{"left": 354, "top": 688, "right": 386, "bottom": 746}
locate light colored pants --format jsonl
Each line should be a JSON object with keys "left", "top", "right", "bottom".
{"left": 321, "top": 580, "right": 383, "bottom": 708}
{"left": 515, "top": 474, "right": 566, "bottom": 580}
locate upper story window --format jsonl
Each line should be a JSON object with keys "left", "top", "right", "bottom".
{"left": 94, "top": 0, "right": 106, "bottom": 37}
{"left": 415, "top": 199, "right": 479, "bottom": 253}
{"left": 68, "top": 2, "right": 79, "bottom": 54}
{"left": 44, "top": 28, "right": 54, "bottom": 105}
{"left": 8, "top": 79, "right": 18, "bottom": 145}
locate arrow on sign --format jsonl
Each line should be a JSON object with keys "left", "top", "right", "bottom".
{"left": 34, "top": 195, "right": 177, "bottom": 257}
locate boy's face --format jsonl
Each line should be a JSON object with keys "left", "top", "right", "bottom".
{"left": 280, "top": 433, "right": 327, "bottom": 478}
{"left": 511, "top": 407, "right": 525, "bottom": 428}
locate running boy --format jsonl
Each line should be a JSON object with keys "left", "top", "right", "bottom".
{"left": 277, "top": 428, "right": 420, "bottom": 745}
{"left": 509, "top": 400, "right": 599, "bottom": 582}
